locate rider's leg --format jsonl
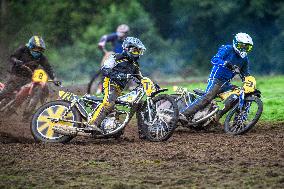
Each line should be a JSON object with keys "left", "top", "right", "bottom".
{"left": 215, "top": 94, "right": 239, "bottom": 121}
{"left": 181, "top": 79, "right": 223, "bottom": 117}
{"left": 214, "top": 82, "right": 239, "bottom": 121}
{"left": 88, "top": 77, "right": 122, "bottom": 129}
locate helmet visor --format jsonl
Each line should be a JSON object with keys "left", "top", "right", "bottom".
{"left": 32, "top": 47, "right": 45, "bottom": 53}
{"left": 129, "top": 47, "right": 144, "bottom": 56}
{"left": 236, "top": 42, "right": 253, "bottom": 52}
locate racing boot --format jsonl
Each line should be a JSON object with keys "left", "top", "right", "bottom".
{"left": 214, "top": 94, "right": 238, "bottom": 122}
{"left": 182, "top": 83, "right": 222, "bottom": 117}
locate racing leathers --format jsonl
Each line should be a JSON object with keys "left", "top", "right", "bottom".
{"left": 98, "top": 32, "right": 125, "bottom": 53}
{"left": 0, "top": 45, "right": 55, "bottom": 101}
{"left": 181, "top": 45, "right": 250, "bottom": 118}
{"left": 88, "top": 52, "right": 141, "bottom": 127}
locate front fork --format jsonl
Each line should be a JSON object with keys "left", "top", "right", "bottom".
{"left": 146, "top": 97, "right": 155, "bottom": 122}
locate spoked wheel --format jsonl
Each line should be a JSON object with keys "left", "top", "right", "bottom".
{"left": 31, "top": 100, "right": 80, "bottom": 143}
{"left": 224, "top": 96, "right": 263, "bottom": 135}
{"left": 137, "top": 95, "right": 178, "bottom": 142}
{"left": 87, "top": 70, "right": 103, "bottom": 94}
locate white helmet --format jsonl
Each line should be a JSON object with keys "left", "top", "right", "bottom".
{"left": 122, "top": 37, "right": 146, "bottom": 59}
{"left": 233, "top": 33, "right": 253, "bottom": 58}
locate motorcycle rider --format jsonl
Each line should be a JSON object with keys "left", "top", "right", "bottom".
{"left": 181, "top": 33, "right": 254, "bottom": 121}
{"left": 86, "top": 37, "right": 146, "bottom": 135}
{"left": 98, "top": 24, "right": 130, "bottom": 53}
{"left": 0, "top": 36, "right": 55, "bottom": 117}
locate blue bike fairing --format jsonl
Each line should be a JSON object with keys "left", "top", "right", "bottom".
{"left": 210, "top": 45, "right": 250, "bottom": 82}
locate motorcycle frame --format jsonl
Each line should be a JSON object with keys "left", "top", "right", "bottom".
{"left": 54, "top": 83, "right": 164, "bottom": 135}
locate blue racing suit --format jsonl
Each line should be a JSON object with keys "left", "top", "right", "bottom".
{"left": 182, "top": 44, "right": 250, "bottom": 116}
{"left": 98, "top": 32, "right": 124, "bottom": 53}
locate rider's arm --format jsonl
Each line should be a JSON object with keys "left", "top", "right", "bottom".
{"left": 98, "top": 33, "right": 118, "bottom": 51}
{"left": 38, "top": 56, "right": 55, "bottom": 80}
{"left": 10, "top": 45, "right": 25, "bottom": 67}
{"left": 239, "top": 58, "right": 250, "bottom": 81}
{"left": 100, "top": 54, "right": 123, "bottom": 79}
{"left": 211, "top": 45, "right": 230, "bottom": 66}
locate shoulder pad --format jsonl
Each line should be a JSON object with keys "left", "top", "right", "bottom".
{"left": 102, "top": 53, "right": 117, "bottom": 68}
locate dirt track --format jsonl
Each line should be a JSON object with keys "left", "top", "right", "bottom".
{"left": 0, "top": 114, "right": 283, "bottom": 189}
{"left": 0, "top": 84, "right": 283, "bottom": 188}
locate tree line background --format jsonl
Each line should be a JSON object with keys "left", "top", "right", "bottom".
{"left": 0, "top": 0, "right": 283, "bottom": 81}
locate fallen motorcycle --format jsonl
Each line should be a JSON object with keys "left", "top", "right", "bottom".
{"left": 171, "top": 76, "right": 263, "bottom": 135}
{"left": 31, "top": 74, "right": 178, "bottom": 143}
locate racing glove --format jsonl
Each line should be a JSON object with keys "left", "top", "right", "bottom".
{"left": 14, "top": 59, "right": 23, "bottom": 67}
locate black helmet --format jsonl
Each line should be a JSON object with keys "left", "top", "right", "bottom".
{"left": 122, "top": 37, "right": 146, "bottom": 59}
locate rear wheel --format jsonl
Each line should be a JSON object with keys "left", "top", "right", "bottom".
{"left": 224, "top": 96, "right": 263, "bottom": 135}
{"left": 137, "top": 95, "right": 179, "bottom": 142}
{"left": 31, "top": 100, "right": 81, "bottom": 143}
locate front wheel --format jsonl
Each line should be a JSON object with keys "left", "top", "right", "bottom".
{"left": 31, "top": 100, "right": 81, "bottom": 143}
{"left": 224, "top": 96, "right": 263, "bottom": 135}
{"left": 137, "top": 95, "right": 179, "bottom": 142}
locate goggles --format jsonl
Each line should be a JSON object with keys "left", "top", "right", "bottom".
{"left": 236, "top": 42, "right": 253, "bottom": 52}
{"left": 129, "top": 47, "right": 144, "bottom": 55}
{"left": 32, "top": 47, "right": 45, "bottom": 53}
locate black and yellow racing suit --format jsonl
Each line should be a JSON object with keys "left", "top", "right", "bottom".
{"left": 89, "top": 52, "right": 141, "bottom": 127}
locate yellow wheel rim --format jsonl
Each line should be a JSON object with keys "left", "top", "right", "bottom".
{"left": 36, "top": 105, "right": 74, "bottom": 139}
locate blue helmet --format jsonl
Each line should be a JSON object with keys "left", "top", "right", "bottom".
{"left": 26, "top": 36, "right": 46, "bottom": 58}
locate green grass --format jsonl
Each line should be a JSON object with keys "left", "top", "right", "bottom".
{"left": 162, "top": 75, "right": 284, "bottom": 122}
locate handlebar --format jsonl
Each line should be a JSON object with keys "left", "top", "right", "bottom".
{"left": 48, "top": 80, "right": 62, "bottom": 87}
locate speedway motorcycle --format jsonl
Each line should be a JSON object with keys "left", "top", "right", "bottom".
{"left": 30, "top": 75, "right": 178, "bottom": 143}
{"left": 171, "top": 76, "right": 263, "bottom": 135}
{"left": 0, "top": 66, "right": 56, "bottom": 120}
